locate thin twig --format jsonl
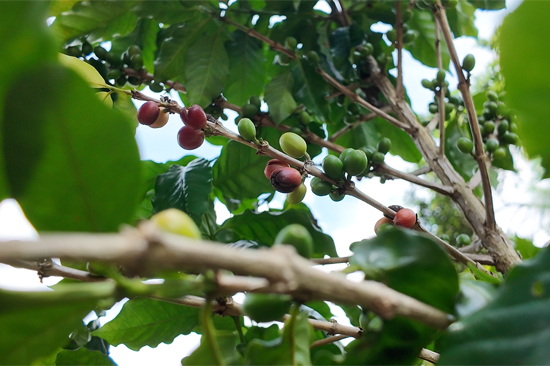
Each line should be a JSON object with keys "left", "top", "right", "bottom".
{"left": 311, "top": 257, "right": 351, "bottom": 265}
{"left": 376, "top": 163, "right": 453, "bottom": 196}
{"left": 328, "top": 106, "right": 393, "bottom": 142}
{"left": 434, "top": 17, "right": 446, "bottom": 157}
{"left": 395, "top": 1, "right": 404, "bottom": 100}
{"left": 2, "top": 259, "right": 107, "bottom": 282}
{"left": 335, "top": 0, "right": 351, "bottom": 26}
{"left": 311, "top": 335, "right": 350, "bottom": 348}
{"left": 410, "top": 166, "right": 432, "bottom": 176}
{"left": 122, "top": 68, "right": 186, "bottom": 93}
{"left": 433, "top": 1, "right": 495, "bottom": 232}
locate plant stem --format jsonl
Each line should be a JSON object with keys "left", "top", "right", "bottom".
{"left": 202, "top": 297, "right": 225, "bottom": 365}
{"left": 232, "top": 316, "right": 245, "bottom": 344}
{"left": 395, "top": 1, "right": 404, "bottom": 100}
{"left": 434, "top": 17, "right": 446, "bottom": 157}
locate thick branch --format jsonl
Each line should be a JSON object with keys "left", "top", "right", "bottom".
{"left": 0, "top": 227, "right": 453, "bottom": 330}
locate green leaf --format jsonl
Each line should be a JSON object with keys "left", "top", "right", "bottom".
{"left": 2, "top": 65, "right": 141, "bottom": 232}
{"left": 346, "top": 228, "right": 458, "bottom": 364}
{"left": 48, "top": 0, "right": 79, "bottom": 17}
{"left": 291, "top": 59, "right": 331, "bottom": 123}
{"left": 184, "top": 27, "right": 230, "bottom": 107}
{"left": 446, "top": 0, "right": 478, "bottom": 37}
{"left": 212, "top": 141, "right": 274, "bottom": 201}
{"left": 467, "top": 0, "right": 505, "bottom": 10}
{"left": 0, "top": 1, "right": 58, "bottom": 202}
{"left": 456, "top": 277, "right": 496, "bottom": 318}
{"left": 52, "top": 1, "right": 138, "bottom": 42}
{"left": 328, "top": 27, "right": 355, "bottom": 80}
{"left": 133, "top": 1, "right": 199, "bottom": 24}
{"left": 373, "top": 118, "right": 422, "bottom": 163}
{"left": 491, "top": 145, "right": 515, "bottom": 172}
{"left": 406, "top": 11, "right": 450, "bottom": 69}
{"left": 0, "top": 283, "right": 116, "bottom": 366}
{"left": 514, "top": 236, "right": 540, "bottom": 260}
{"left": 56, "top": 348, "right": 115, "bottom": 366}
{"left": 439, "top": 247, "right": 550, "bottom": 364}
{"left": 221, "top": 209, "right": 338, "bottom": 258}
{"left": 110, "top": 19, "right": 159, "bottom": 73}
{"left": 93, "top": 298, "right": 200, "bottom": 351}
{"left": 500, "top": 1, "right": 550, "bottom": 178}
{"left": 182, "top": 331, "right": 241, "bottom": 365}
{"left": 264, "top": 71, "right": 298, "bottom": 124}
{"left": 153, "top": 18, "right": 214, "bottom": 82}
{"left": 224, "top": 31, "right": 266, "bottom": 106}
{"left": 245, "top": 312, "right": 312, "bottom": 365}
{"left": 152, "top": 158, "right": 213, "bottom": 225}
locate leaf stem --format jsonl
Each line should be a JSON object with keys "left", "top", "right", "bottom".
{"left": 202, "top": 297, "right": 226, "bottom": 366}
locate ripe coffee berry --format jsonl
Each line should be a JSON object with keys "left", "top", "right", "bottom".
{"left": 393, "top": 208, "right": 417, "bottom": 229}
{"left": 137, "top": 101, "right": 160, "bottom": 126}
{"left": 270, "top": 167, "right": 301, "bottom": 193}
{"left": 180, "top": 104, "right": 207, "bottom": 130}
{"left": 177, "top": 126, "right": 204, "bottom": 150}
{"left": 264, "top": 159, "right": 289, "bottom": 180}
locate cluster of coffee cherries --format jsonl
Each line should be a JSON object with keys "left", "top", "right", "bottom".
{"left": 456, "top": 90, "right": 518, "bottom": 160}
{"left": 137, "top": 101, "right": 207, "bottom": 150}
{"left": 374, "top": 205, "right": 417, "bottom": 234}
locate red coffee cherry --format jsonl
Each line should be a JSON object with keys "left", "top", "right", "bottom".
{"left": 393, "top": 208, "right": 417, "bottom": 229}
{"left": 180, "top": 104, "right": 207, "bottom": 130}
{"left": 270, "top": 167, "right": 301, "bottom": 193}
{"left": 264, "top": 159, "right": 290, "bottom": 179}
{"left": 137, "top": 101, "right": 160, "bottom": 126}
{"left": 177, "top": 126, "right": 204, "bottom": 150}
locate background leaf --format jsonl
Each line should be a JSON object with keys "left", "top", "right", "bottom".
{"left": 2, "top": 65, "right": 141, "bottom": 232}
{"left": 291, "top": 60, "right": 331, "bottom": 123}
{"left": 264, "top": 71, "right": 298, "bottom": 124}
{"left": 110, "top": 19, "right": 159, "bottom": 74}
{"left": 181, "top": 331, "right": 241, "bottom": 365}
{"left": 406, "top": 11, "right": 450, "bottom": 69}
{"left": 56, "top": 348, "right": 116, "bottom": 366}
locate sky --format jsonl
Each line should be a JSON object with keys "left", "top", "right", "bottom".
{"left": 1, "top": 0, "right": 548, "bottom": 364}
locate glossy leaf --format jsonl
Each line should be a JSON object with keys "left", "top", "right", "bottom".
{"left": 52, "top": 1, "right": 137, "bottom": 42}
{"left": 245, "top": 312, "right": 312, "bottom": 365}
{"left": 181, "top": 331, "right": 241, "bottom": 365}
{"left": 455, "top": 277, "right": 496, "bottom": 318}
{"left": 2, "top": 65, "right": 141, "bottom": 232}
{"left": 221, "top": 209, "right": 338, "bottom": 258}
{"left": 133, "top": 1, "right": 199, "bottom": 24}
{"left": 212, "top": 141, "right": 274, "bottom": 201}
{"left": 56, "top": 348, "right": 116, "bottom": 366}
{"left": 446, "top": 0, "right": 478, "bottom": 37}
{"left": 224, "top": 31, "right": 266, "bottom": 106}
{"left": 406, "top": 11, "right": 450, "bottom": 69}
{"left": 439, "top": 247, "right": 550, "bottom": 364}
{"left": 152, "top": 158, "right": 213, "bottom": 225}
{"left": 0, "top": 283, "right": 116, "bottom": 365}
{"left": 110, "top": 19, "right": 159, "bottom": 73}
{"left": 93, "top": 298, "right": 200, "bottom": 351}
{"left": 264, "top": 71, "right": 298, "bottom": 124}
{"left": 500, "top": 1, "right": 550, "bottom": 177}
{"left": 467, "top": 0, "right": 505, "bottom": 10}
{"left": 291, "top": 59, "right": 330, "bottom": 123}
{"left": 184, "top": 28, "right": 230, "bottom": 107}
{"left": 514, "top": 236, "right": 540, "bottom": 260}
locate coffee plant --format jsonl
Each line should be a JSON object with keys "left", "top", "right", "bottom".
{"left": 1, "top": 1, "right": 549, "bottom": 365}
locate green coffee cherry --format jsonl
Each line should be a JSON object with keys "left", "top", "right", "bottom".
{"left": 361, "top": 43, "right": 374, "bottom": 57}
{"left": 485, "top": 101, "right": 498, "bottom": 115}
{"left": 359, "top": 146, "right": 374, "bottom": 162}
{"left": 128, "top": 45, "right": 142, "bottom": 56}
{"left": 422, "top": 79, "right": 434, "bottom": 90}
{"left": 279, "top": 53, "right": 292, "bottom": 65}
{"left": 130, "top": 54, "right": 143, "bottom": 69}
{"left": 402, "top": 30, "right": 417, "bottom": 44}
{"left": 402, "top": 9, "right": 413, "bottom": 22}
{"left": 274, "top": 224, "right": 313, "bottom": 259}
{"left": 299, "top": 111, "right": 311, "bottom": 125}
{"left": 310, "top": 177, "right": 332, "bottom": 196}
{"left": 343, "top": 150, "right": 368, "bottom": 176}
{"left": 386, "top": 29, "right": 397, "bottom": 43}
{"left": 287, "top": 183, "right": 307, "bottom": 204}
{"left": 457, "top": 137, "right": 473, "bottom": 154}
{"left": 107, "top": 69, "right": 121, "bottom": 80}
{"left": 377, "top": 138, "right": 392, "bottom": 154}
{"left": 444, "top": 103, "right": 454, "bottom": 114}
{"left": 483, "top": 121, "right": 495, "bottom": 135}
{"left": 429, "top": 104, "right": 438, "bottom": 114}
{"left": 497, "top": 120, "right": 509, "bottom": 135}
{"left": 66, "top": 46, "right": 82, "bottom": 57}
{"left": 502, "top": 132, "right": 519, "bottom": 145}
{"left": 339, "top": 148, "right": 354, "bottom": 163}
{"left": 249, "top": 95, "right": 261, "bottom": 108}
{"left": 238, "top": 118, "right": 257, "bottom": 141}
{"left": 509, "top": 122, "right": 518, "bottom": 133}
{"left": 280, "top": 132, "right": 307, "bottom": 158}
{"left": 344, "top": 114, "right": 358, "bottom": 123}
{"left": 241, "top": 103, "right": 259, "bottom": 118}
{"left": 347, "top": 103, "right": 360, "bottom": 115}
{"left": 493, "top": 147, "right": 506, "bottom": 160}
{"left": 462, "top": 54, "right": 476, "bottom": 72}
{"left": 486, "top": 90, "right": 499, "bottom": 102}
{"left": 436, "top": 69, "right": 446, "bottom": 83}
{"left": 455, "top": 234, "right": 471, "bottom": 246}
{"left": 242, "top": 293, "right": 292, "bottom": 323}
{"left": 485, "top": 138, "right": 499, "bottom": 153}
{"left": 306, "top": 51, "right": 320, "bottom": 64}
{"left": 149, "top": 81, "right": 164, "bottom": 93}
{"left": 82, "top": 42, "right": 93, "bottom": 56}
{"left": 329, "top": 191, "right": 345, "bottom": 202}
{"left": 372, "top": 151, "right": 385, "bottom": 164}
{"left": 285, "top": 36, "right": 298, "bottom": 50}
{"left": 323, "top": 155, "right": 344, "bottom": 180}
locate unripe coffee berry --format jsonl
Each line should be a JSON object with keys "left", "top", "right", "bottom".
{"left": 137, "top": 101, "right": 160, "bottom": 126}
{"left": 343, "top": 150, "right": 368, "bottom": 176}
{"left": 462, "top": 54, "right": 476, "bottom": 72}
{"left": 270, "top": 167, "right": 301, "bottom": 193}
{"left": 264, "top": 159, "right": 289, "bottom": 179}
{"left": 177, "top": 126, "right": 204, "bottom": 150}
{"left": 322, "top": 155, "right": 344, "bottom": 180}
{"left": 181, "top": 105, "right": 207, "bottom": 130}
{"left": 310, "top": 177, "right": 332, "bottom": 196}
{"left": 393, "top": 208, "right": 416, "bottom": 228}
{"left": 238, "top": 118, "right": 257, "bottom": 141}
{"left": 287, "top": 183, "right": 307, "bottom": 204}
{"left": 280, "top": 132, "right": 307, "bottom": 158}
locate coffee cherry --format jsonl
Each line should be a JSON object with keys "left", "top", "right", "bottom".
{"left": 339, "top": 148, "right": 354, "bottom": 163}
{"left": 242, "top": 293, "right": 292, "bottom": 323}
{"left": 181, "top": 105, "right": 207, "bottom": 130}
{"left": 486, "top": 90, "right": 499, "bottom": 102}
{"left": 306, "top": 51, "right": 320, "bottom": 64}
{"left": 343, "top": 150, "right": 368, "bottom": 176}
{"left": 310, "top": 177, "right": 332, "bottom": 196}
{"left": 502, "top": 132, "right": 519, "bottom": 145}
{"left": 386, "top": 29, "right": 397, "bottom": 43}
{"left": 361, "top": 43, "right": 374, "bottom": 57}
{"left": 177, "top": 126, "right": 205, "bottom": 150}
{"left": 130, "top": 54, "right": 143, "bottom": 70}
{"left": 359, "top": 146, "right": 374, "bottom": 162}
{"left": 402, "top": 30, "right": 417, "bottom": 44}
{"left": 128, "top": 45, "right": 142, "bottom": 56}
{"left": 81, "top": 42, "right": 93, "bottom": 56}
{"left": 299, "top": 111, "right": 311, "bottom": 125}
{"left": 274, "top": 224, "right": 313, "bottom": 259}
{"left": 107, "top": 69, "right": 121, "bottom": 80}
{"left": 493, "top": 147, "right": 506, "bottom": 160}
{"left": 280, "top": 132, "right": 307, "bottom": 158}
{"left": 150, "top": 208, "right": 202, "bottom": 239}
{"left": 372, "top": 151, "right": 385, "bottom": 164}
{"left": 375, "top": 217, "right": 394, "bottom": 234}
{"left": 270, "top": 167, "right": 302, "bottom": 193}
{"left": 241, "top": 103, "right": 259, "bottom": 118}
{"left": 436, "top": 69, "right": 446, "bottom": 83}
{"left": 287, "top": 183, "right": 307, "bottom": 204}
{"left": 329, "top": 191, "right": 345, "bottom": 202}
{"left": 322, "top": 155, "right": 344, "bottom": 180}
{"left": 377, "top": 138, "right": 392, "bottom": 154}
{"left": 402, "top": 9, "right": 413, "bottom": 22}
{"left": 137, "top": 101, "right": 160, "bottom": 126}
{"left": 238, "top": 118, "right": 257, "bottom": 141}
{"left": 285, "top": 36, "right": 298, "bottom": 50}
{"left": 150, "top": 109, "right": 170, "bottom": 129}
{"left": 497, "top": 120, "right": 509, "bottom": 135}
{"left": 264, "top": 159, "right": 289, "bottom": 179}
{"left": 249, "top": 95, "right": 261, "bottom": 108}
{"left": 149, "top": 81, "right": 164, "bottom": 93}
{"left": 485, "top": 138, "right": 499, "bottom": 153}
{"left": 457, "top": 137, "right": 473, "bottom": 154}
{"left": 456, "top": 233, "right": 471, "bottom": 247}
{"left": 462, "top": 54, "right": 476, "bottom": 72}
{"left": 422, "top": 79, "right": 435, "bottom": 90}
{"left": 483, "top": 121, "right": 495, "bottom": 135}
{"left": 393, "top": 208, "right": 416, "bottom": 228}
{"left": 429, "top": 104, "right": 438, "bottom": 114}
